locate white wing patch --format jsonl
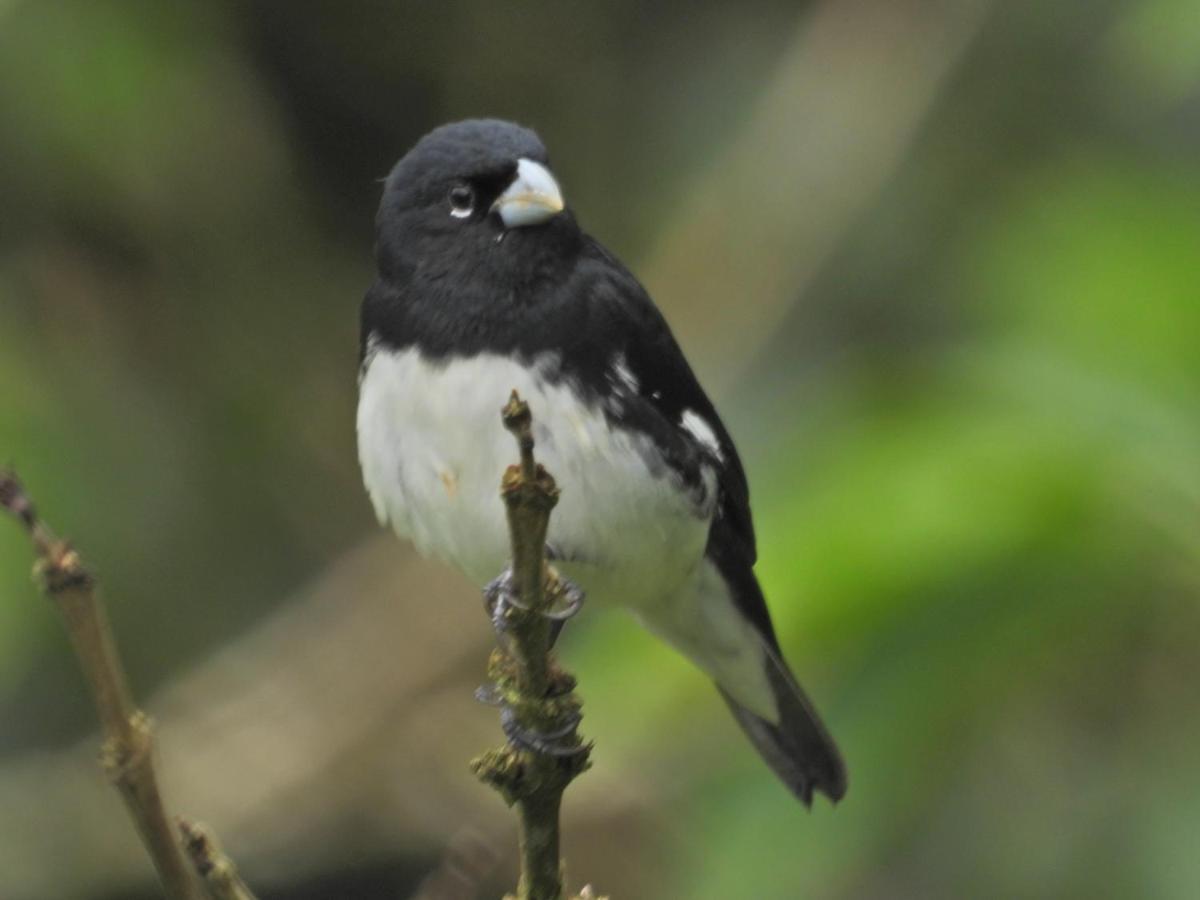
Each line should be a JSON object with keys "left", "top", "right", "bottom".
{"left": 610, "top": 353, "right": 639, "bottom": 394}
{"left": 681, "top": 408, "right": 723, "bottom": 462}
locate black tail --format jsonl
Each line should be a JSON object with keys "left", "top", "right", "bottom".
{"left": 718, "top": 648, "right": 847, "bottom": 806}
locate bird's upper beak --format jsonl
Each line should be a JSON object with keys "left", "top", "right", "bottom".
{"left": 492, "top": 158, "right": 565, "bottom": 228}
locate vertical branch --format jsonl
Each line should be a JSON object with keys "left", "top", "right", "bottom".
{"left": 498, "top": 395, "right": 557, "bottom": 695}
{"left": 0, "top": 470, "right": 258, "bottom": 900}
{"left": 471, "top": 393, "right": 597, "bottom": 900}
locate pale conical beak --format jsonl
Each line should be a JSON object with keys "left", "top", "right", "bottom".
{"left": 492, "top": 158, "right": 565, "bottom": 228}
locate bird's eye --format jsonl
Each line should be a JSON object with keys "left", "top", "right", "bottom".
{"left": 448, "top": 184, "right": 475, "bottom": 218}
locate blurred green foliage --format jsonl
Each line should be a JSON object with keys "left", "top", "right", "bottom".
{"left": 2, "top": 0, "right": 1198, "bottom": 898}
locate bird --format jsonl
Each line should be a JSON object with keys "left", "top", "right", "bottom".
{"left": 356, "top": 118, "right": 846, "bottom": 805}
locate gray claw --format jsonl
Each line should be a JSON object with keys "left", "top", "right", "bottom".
{"left": 500, "top": 706, "right": 587, "bottom": 757}
{"left": 484, "top": 556, "right": 586, "bottom": 633}
{"left": 474, "top": 684, "right": 503, "bottom": 706}
{"left": 483, "top": 566, "right": 521, "bottom": 634}
{"left": 543, "top": 576, "right": 585, "bottom": 622}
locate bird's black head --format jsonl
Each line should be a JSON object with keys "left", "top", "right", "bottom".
{"left": 374, "top": 119, "right": 582, "bottom": 290}
{"left": 364, "top": 119, "right": 588, "bottom": 360}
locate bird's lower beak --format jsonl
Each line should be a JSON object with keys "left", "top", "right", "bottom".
{"left": 492, "top": 158, "right": 565, "bottom": 228}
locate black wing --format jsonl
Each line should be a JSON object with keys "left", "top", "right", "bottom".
{"left": 576, "top": 239, "right": 756, "bottom": 569}
{"left": 575, "top": 247, "right": 842, "bottom": 800}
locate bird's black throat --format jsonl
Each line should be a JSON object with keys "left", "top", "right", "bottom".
{"left": 362, "top": 213, "right": 596, "bottom": 366}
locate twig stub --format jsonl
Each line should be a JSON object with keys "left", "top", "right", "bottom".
{"left": 35, "top": 544, "right": 94, "bottom": 594}
{"left": 0, "top": 468, "right": 37, "bottom": 530}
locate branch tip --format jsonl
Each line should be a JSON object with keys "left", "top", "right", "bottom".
{"left": 501, "top": 391, "right": 537, "bottom": 480}
{"left": 501, "top": 389, "right": 532, "bottom": 432}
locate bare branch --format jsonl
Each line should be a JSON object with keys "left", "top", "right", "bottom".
{"left": 1, "top": 469, "right": 224, "bottom": 900}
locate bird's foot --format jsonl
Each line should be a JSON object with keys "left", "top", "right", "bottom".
{"left": 473, "top": 683, "right": 504, "bottom": 706}
{"left": 482, "top": 566, "right": 517, "bottom": 635}
{"left": 476, "top": 666, "right": 575, "bottom": 710}
{"left": 482, "top": 553, "right": 586, "bottom": 637}
{"left": 500, "top": 706, "right": 588, "bottom": 757}
{"left": 542, "top": 567, "right": 585, "bottom": 622}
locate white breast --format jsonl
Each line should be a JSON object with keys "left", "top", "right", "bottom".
{"left": 356, "top": 346, "right": 715, "bottom": 607}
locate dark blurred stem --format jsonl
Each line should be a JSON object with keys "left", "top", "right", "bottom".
{"left": 471, "top": 393, "right": 593, "bottom": 900}
{"left": 0, "top": 470, "right": 209, "bottom": 900}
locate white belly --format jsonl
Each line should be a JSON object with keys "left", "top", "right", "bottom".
{"left": 356, "top": 347, "right": 715, "bottom": 606}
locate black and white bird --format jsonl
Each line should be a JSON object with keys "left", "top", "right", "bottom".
{"left": 357, "top": 119, "right": 846, "bottom": 805}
